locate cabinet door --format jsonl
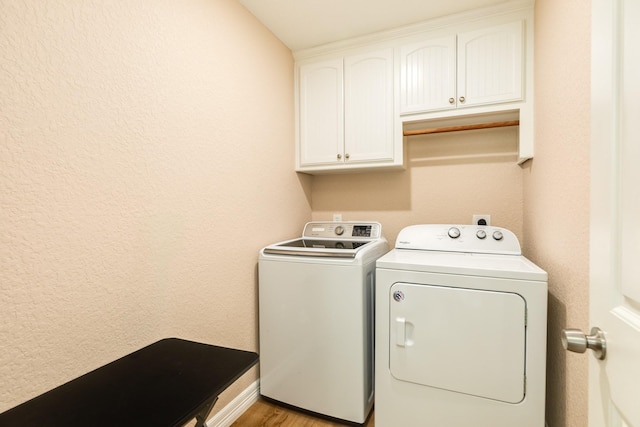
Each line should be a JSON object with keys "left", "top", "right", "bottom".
{"left": 344, "top": 48, "right": 395, "bottom": 163}
{"left": 298, "top": 58, "right": 344, "bottom": 166}
{"left": 399, "top": 36, "right": 457, "bottom": 114}
{"left": 457, "top": 21, "right": 524, "bottom": 108}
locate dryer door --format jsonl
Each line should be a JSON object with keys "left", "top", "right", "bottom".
{"left": 389, "top": 282, "right": 526, "bottom": 403}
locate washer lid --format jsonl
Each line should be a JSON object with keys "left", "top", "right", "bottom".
{"left": 261, "top": 221, "right": 385, "bottom": 259}
{"left": 263, "top": 238, "right": 374, "bottom": 258}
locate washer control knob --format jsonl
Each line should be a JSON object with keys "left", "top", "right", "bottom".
{"left": 448, "top": 227, "right": 461, "bottom": 239}
{"left": 335, "top": 226, "right": 345, "bottom": 236}
{"left": 492, "top": 230, "right": 504, "bottom": 241}
{"left": 476, "top": 229, "right": 487, "bottom": 239}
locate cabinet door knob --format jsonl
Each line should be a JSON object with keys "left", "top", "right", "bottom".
{"left": 337, "top": 153, "right": 342, "bottom": 160}
{"left": 459, "top": 96, "right": 466, "bottom": 103}
{"left": 345, "top": 153, "right": 350, "bottom": 160}
{"left": 449, "top": 97, "right": 455, "bottom": 104}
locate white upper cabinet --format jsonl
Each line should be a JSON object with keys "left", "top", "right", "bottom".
{"left": 294, "top": 1, "right": 534, "bottom": 171}
{"left": 296, "top": 48, "right": 401, "bottom": 173}
{"left": 399, "top": 21, "right": 524, "bottom": 115}
{"left": 399, "top": 36, "right": 457, "bottom": 114}
{"left": 344, "top": 49, "right": 395, "bottom": 164}
{"left": 457, "top": 21, "right": 524, "bottom": 108}
{"left": 298, "top": 58, "right": 344, "bottom": 167}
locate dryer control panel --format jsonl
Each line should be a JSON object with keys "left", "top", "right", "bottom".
{"left": 395, "top": 224, "right": 521, "bottom": 255}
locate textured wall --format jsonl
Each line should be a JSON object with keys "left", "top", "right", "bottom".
{"left": 524, "top": 0, "right": 591, "bottom": 426}
{"left": 1, "top": 0, "right": 593, "bottom": 424}
{"left": 311, "top": 3, "right": 591, "bottom": 427}
{"left": 312, "top": 126, "right": 524, "bottom": 247}
{"left": 0, "top": 0, "right": 311, "bottom": 415}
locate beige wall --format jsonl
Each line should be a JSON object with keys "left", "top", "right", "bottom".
{"left": 0, "top": 0, "right": 311, "bottom": 414}
{"left": 524, "top": 1, "right": 591, "bottom": 426}
{"left": 312, "top": 126, "right": 524, "bottom": 244}
{"left": 1, "top": 0, "right": 592, "bottom": 425}
{"left": 312, "top": 1, "right": 592, "bottom": 426}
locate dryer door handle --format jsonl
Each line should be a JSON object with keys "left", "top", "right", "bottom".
{"left": 396, "top": 317, "right": 406, "bottom": 347}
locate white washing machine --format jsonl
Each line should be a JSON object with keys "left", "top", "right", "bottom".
{"left": 259, "top": 221, "right": 388, "bottom": 424}
{"left": 375, "top": 224, "right": 547, "bottom": 427}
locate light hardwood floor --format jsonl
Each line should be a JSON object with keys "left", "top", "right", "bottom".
{"left": 230, "top": 399, "right": 375, "bottom": 427}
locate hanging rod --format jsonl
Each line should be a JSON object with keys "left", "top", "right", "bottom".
{"left": 403, "top": 120, "right": 520, "bottom": 137}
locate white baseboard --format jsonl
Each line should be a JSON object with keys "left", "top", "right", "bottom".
{"left": 206, "top": 380, "right": 260, "bottom": 427}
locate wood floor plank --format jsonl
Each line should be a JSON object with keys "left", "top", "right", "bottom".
{"left": 230, "top": 399, "right": 374, "bottom": 427}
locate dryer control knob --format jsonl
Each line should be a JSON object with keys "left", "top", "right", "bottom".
{"left": 448, "top": 227, "right": 461, "bottom": 239}
{"left": 335, "top": 226, "right": 345, "bottom": 236}
{"left": 492, "top": 230, "right": 504, "bottom": 241}
{"left": 476, "top": 229, "right": 487, "bottom": 239}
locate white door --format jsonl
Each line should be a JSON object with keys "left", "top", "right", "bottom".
{"left": 587, "top": 0, "right": 640, "bottom": 426}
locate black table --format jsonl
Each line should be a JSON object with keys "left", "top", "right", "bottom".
{"left": 0, "top": 338, "right": 259, "bottom": 426}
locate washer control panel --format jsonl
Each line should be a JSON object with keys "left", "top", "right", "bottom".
{"left": 395, "top": 224, "right": 521, "bottom": 255}
{"left": 302, "top": 221, "right": 382, "bottom": 240}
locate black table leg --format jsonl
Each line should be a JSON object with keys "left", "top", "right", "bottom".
{"left": 194, "top": 396, "right": 218, "bottom": 427}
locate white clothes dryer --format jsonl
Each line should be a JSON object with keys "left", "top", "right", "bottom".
{"left": 375, "top": 224, "right": 547, "bottom": 427}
